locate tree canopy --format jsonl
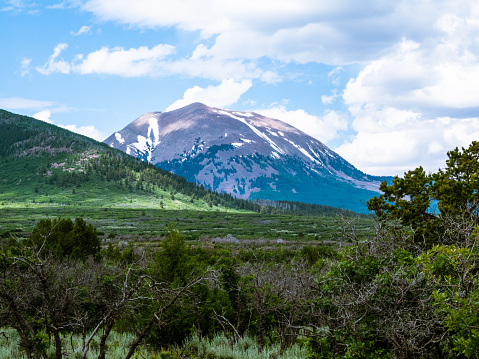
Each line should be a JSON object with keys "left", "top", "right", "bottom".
{"left": 367, "top": 141, "right": 479, "bottom": 247}
{"left": 27, "top": 217, "right": 101, "bottom": 260}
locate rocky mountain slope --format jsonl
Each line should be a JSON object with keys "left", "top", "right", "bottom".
{"left": 105, "top": 103, "right": 387, "bottom": 213}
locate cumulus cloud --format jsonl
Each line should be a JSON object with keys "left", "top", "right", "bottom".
{"left": 36, "top": 43, "right": 176, "bottom": 77}
{"left": 80, "top": 0, "right": 467, "bottom": 64}
{"left": 343, "top": 37, "right": 479, "bottom": 115}
{"left": 333, "top": 5, "right": 479, "bottom": 176}
{"left": 59, "top": 124, "right": 105, "bottom": 141}
{"left": 32, "top": 110, "right": 53, "bottom": 123}
{"left": 166, "top": 79, "right": 252, "bottom": 111}
{"left": 36, "top": 43, "right": 71, "bottom": 75}
{"left": 36, "top": 43, "right": 277, "bottom": 81}
{"left": 256, "top": 105, "right": 348, "bottom": 143}
{"left": 335, "top": 112, "right": 479, "bottom": 175}
{"left": 74, "top": 44, "right": 175, "bottom": 77}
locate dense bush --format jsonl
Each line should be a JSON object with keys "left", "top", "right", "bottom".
{"left": 27, "top": 217, "right": 101, "bottom": 260}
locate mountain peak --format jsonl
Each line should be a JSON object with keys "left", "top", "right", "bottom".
{"left": 105, "top": 103, "right": 384, "bottom": 212}
{"left": 170, "top": 102, "right": 211, "bottom": 114}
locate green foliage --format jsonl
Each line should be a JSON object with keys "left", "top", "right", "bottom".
{"left": 368, "top": 141, "right": 479, "bottom": 248}
{"left": 151, "top": 224, "right": 192, "bottom": 285}
{"left": 28, "top": 217, "right": 101, "bottom": 260}
{"left": 418, "top": 241, "right": 479, "bottom": 357}
{"left": 311, "top": 225, "right": 444, "bottom": 358}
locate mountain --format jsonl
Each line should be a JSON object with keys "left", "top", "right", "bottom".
{"left": 0, "top": 109, "right": 264, "bottom": 213}
{"left": 105, "top": 103, "right": 388, "bottom": 213}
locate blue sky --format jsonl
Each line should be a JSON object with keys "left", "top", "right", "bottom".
{"left": 2, "top": 0, "right": 479, "bottom": 176}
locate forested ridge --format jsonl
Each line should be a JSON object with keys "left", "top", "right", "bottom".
{"left": 0, "top": 109, "right": 260, "bottom": 212}
{"left": 3, "top": 142, "right": 479, "bottom": 358}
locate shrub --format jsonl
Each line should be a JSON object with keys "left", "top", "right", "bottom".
{"left": 28, "top": 217, "right": 101, "bottom": 260}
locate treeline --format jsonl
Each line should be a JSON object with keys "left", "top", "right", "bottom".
{"left": 39, "top": 150, "right": 264, "bottom": 211}
{"left": 255, "top": 198, "right": 369, "bottom": 217}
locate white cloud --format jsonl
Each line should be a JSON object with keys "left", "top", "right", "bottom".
{"left": 32, "top": 110, "right": 53, "bottom": 123}
{"left": 321, "top": 90, "right": 340, "bottom": 105}
{"left": 36, "top": 42, "right": 278, "bottom": 82}
{"left": 160, "top": 55, "right": 266, "bottom": 82}
{"left": 335, "top": 112, "right": 479, "bottom": 175}
{"left": 59, "top": 124, "right": 105, "bottom": 141}
{"left": 321, "top": 95, "right": 335, "bottom": 105}
{"left": 74, "top": 44, "right": 176, "bottom": 77}
{"left": 328, "top": 67, "right": 344, "bottom": 86}
{"left": 335, "top": 91, "right": 479, "bottom": 176}
{"left": 334, "top": 5, "right": 479, "bottom": 176}
{"left": 256, "top": 105, "right": 348, "bottom": 143}
{"left": 37, "top": 43, "right": 176, "bottom": 77}
{"left": 70, "top": 25, "right": 92, "bottom": 36}
{"left": 80, "top": 0, "right": 467, "bottom": 65}
{"left": 166, "top": 79, "right": 252, "bottom": 112}
{"left": 343, "top": 37, "right": 479, "bottom": 114}
{"left": 1, "top": 0, "right": 39, "bottom": 13}
{"left": 36, "top": 43, "right": 71, "bottom": 75}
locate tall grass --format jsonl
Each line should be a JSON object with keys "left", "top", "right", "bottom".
{"left": 0, "top": 328, "right": 153, "bottom": 359}
{"left": 176, "top": 332, "right": 311, "bottom": 359}
{"left": 0, "top": 329, "right": 310, "bottom": 359}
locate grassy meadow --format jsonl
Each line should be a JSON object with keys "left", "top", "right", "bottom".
{"left": 0, "top": 203, "right": 375, "bottom": 245}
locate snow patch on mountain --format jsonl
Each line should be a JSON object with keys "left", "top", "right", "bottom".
{"left": 298, "top": 146, "right": 317, "bottom": 163}
{"left": 131, "top": 135, "right": 154, "bottom": 162}
{"left": 115, "top": 132, "right": 125, "bottom": 144}
{"left": 147, "top": 117, "right": 160, "bottom": 147}
{"left": 308, "top": 145, "right": 325, "bottom": 166}
{"left": 219, "top": 110, "right": 285, "bottom": 155}
{"left": 284, "top": 138, "right": 318, "bottom": 164}
{"left": 233, "top": 111, "right": 253, "bottom": 118}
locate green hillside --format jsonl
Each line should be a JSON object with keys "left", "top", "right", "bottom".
{"left": 0, "top": 110, "right": 260, "bottom": 212}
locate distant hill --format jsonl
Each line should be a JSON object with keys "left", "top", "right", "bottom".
{"left": 105, "top": 103, "right": 390, "bottom": 213}
{"left": 0, "top": 109, "right": 363, "bottom": 217}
